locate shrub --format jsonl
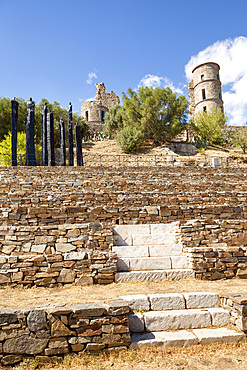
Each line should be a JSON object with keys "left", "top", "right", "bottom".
{"left": 115, "top": 126, "right": 144, "bottom": 153}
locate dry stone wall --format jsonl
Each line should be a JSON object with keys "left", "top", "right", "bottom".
{"left": 220, "top": 293, "right": 247, "bottom": 332}
{"left": 0, "top": 223, "right": 116, "bottom": 287}
{"left": 181, "top": 219, "right": 247, "bottom": 279}
{"left": 0, "top": 166, "right": 247, "bottom": 283}
{"left": 0, "top": 299, "right": 130, "bottom": 366}
{"left": 0, "top": 166, "right": 247, "bottom": 227}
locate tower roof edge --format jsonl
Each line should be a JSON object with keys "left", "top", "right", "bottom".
{"left": 192, "top": 62, "right": 220, "bottom": 74}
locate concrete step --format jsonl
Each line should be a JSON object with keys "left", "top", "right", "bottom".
{"left": 115, "top": 269, "right": 195, "bottom": 282}
{"left": 120, "top": 292, "right": 219, "bottom": 312}
{"left": 130, "top": 328, "right": 244, "bottom": 349}
{"left": 112, "top": 244, "right": 183, "bottom": 257}
{"left": 113, "top": 234, "right": 180, "bottom": 247}
{"left": 130, "top": 307, "right": 230, "bottom": 332}
{"left": 132, "top": 234, "right": 178, "bottom": 246}
{"left": 117, "top": 256, "right": 188, "bottom": 272}
{"left": 113, "top": 224, "right": 176, "bottom": 236}
{"left": 112, "top": 245, "right": 150, "bottom": 258}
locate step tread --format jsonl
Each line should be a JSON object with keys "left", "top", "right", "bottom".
{"left": 130, "top": 328, "right": 244, "bottom": 348}
{"left": 129, "top": 307, "right": 230, "bottom": 333}
{"left": 192, "top": 327, "right": 245, "bottom": 344}
{"left": 117, "top": 256, "right": 188, "bottom": 271}
{"left": 115, "top": 269, "right": 195, "bottom": 282}
{"left": 113, "top": 245, "right": 184, "bottom": 258}
{"left": 120, "top": 292, "right": 219, "bottom": 312}
{"left": 130, "top": 330, "right": 198, "bottom": 348}
{"left": 143, "top": 308, "right": 230, "bottom": 331}
{"left": 113, "top": 224, "right": 176, "bottom": 236}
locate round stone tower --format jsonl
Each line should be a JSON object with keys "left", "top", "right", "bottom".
{"left": 188, "top": 62, "right": 223, "bottom": 120}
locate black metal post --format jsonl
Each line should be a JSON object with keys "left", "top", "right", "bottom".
{"left": 68, "top": 102, "right": 74, "bottom": 166}
{"left": 42, "top": 103, "right": 48, "bottom": 165}
{"left": 26, "top": 98, "right": 36, "bottom": 166}
{"left": 75, "top": 123, "right": 83, "bottom": 166}
{"left": 60, "top": 119, "right": 66, "bottom": 166}
{"left": 11, "top": 98, "right": 18, "bottom": 166}
{"left": 47, "top": 112, "right": 55, "bottom": 166}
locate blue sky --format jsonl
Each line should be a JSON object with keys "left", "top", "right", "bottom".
{"left": 1, "top": 0, "right": 247, "bottom": 124}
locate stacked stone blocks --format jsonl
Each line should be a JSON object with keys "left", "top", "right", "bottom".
{"left": 220, "top": 293, "right": 247, "bottom": 332}
{"left": 0, "top": 167, "right": 247, "bottom": 227}
{"left": 0, "top": 299, "right": 130, "bottom": 366}
{"left": 181, "top": 219, "right": 247, "bottom": 280}
{"left": 0, "top": 223, "right": 116, "bottom": 287}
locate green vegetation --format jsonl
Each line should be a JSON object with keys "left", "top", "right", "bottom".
{"left": 104, "top": 86, "right": 189, "bottom": 153}
{"left": 115, "top": 125, "right": 144, "bottom": 153}
{"left": 230, "top": 126, "right": 247, "bottom": 153}
{"left": 0, "top": 131, "right": 42, "bottom": 165}
{"left": 0, "top": 97, "right": 88, "bottom": 148}
{"left": 189, "top": 107, "right": 227, "bottom": 146}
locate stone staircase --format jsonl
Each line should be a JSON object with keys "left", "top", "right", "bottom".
{"left": 113, "top": 223, "right": 195, "bottom": 282}
{"left": 119, "top": 292, "right": 244, "bottom": 348}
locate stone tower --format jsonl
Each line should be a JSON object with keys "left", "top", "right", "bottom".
{"left": 81, "top": 83, "right": 119, "bottom": 132}
{"left": 188, "top": 62, "right": 223, "bottom": 120}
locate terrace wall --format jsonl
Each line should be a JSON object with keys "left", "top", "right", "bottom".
{"left": 0, "top": 166, "right": 247, "bottom": 284}
{"left": 0, "top": 223, "right": 115, "bottom": 287}
{"left": 0, "top": 299, "right": 130, "bottom": 366}
{"left": 0, "top": 166, "right": 246, "bottom": 227}
{"left": 181, "top": 219, "right": 247, "bottom": 280}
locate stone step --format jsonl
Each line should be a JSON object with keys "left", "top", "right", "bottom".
{"left": 113, "top": 234, "right": 180, "bottom": 246}
{"left": 120, "top": 292, "right": 219, "bottom": 311}
{"left": 129, "top": 307, "right": 230, "bottom": 332}
{"left": 117, "top": 256, "right": 188, "bottom": 272}
{"left": 113, "top": 224, "right": 176, "bottom": 236}
{"left": 112, "top": 244, "right": 183, "bottom": 257}
{"left": 130, "top": 328, "right": 244, "bottom": 349}
{"left": 115, "top": 269, "right": 195, "bottom": 282}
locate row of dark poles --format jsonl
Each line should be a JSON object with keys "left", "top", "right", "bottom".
{"left": 11, "top": 98, "right": 83, "bottom": 167}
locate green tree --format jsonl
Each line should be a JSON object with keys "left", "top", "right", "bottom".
{"left": 35, "top": 99, "right": 88, "bottom": 147}
{"left": 104, "top": 104, "right": 124, "bottom": 138}
{"left": 0, "top": 97, "right": 27, "bottom": 141}
{"left": 231, "top": 126, "right": 247, "bottom": 153}
{"left": 104, "top": 86, "right": 189, "bottom": 152}
{"left": 144, "top": 87, "right": 188, "bottom": 142}
{"left": 0, "top": 132, "right": 42, "bottom": 166}
{"left": 0, "top": 97, "right": 88, "bottom": 149}
{"left": 190, "top": 108, "right": 227, "bottom": 145}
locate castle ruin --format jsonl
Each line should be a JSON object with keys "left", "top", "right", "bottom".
{"left": 188, "top": 62, "right": 224, "bottom": 120}
{"left": 81, "top": 83, "right": 120, "bottom": 131}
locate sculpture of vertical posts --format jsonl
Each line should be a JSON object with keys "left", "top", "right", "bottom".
{"left": 42, "top": 103, "right": 48, "bottom": 166}
{"left": 75, "top": 123, "right": 83, "bottom": 166}
{"left": 59, "top": 119, "right": 66, "bottom": 166}
{"left": 68, "top": 102, "right": 74, "bottom": 166}
{"left": 11, "top": 98, "right": 18, "bottom": 166}
{"left": 47, "top": 112, "right": 55, "bottom": 166}
{"left": 26, "top": 98, "right": 36, "bottom": 166}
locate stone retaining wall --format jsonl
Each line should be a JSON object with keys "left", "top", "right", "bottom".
{"left": 220, "top": 293, "right": 247, "bottom": 332}
{"left": 0, "top": 299, "right": 130, "bottom": 366}
{"left": 0, "top": 166, "right": 247, "bottom": 227}
{"left": 0, "top": 223, "right": 116, "bottom": 287}
{"left": 1, "top": 167, "right": 247, "bottom": 283}
{"left": 181, "top": 219, "right": 247, "bottom": 279}
{"left": 2, "top": 218, "right": 247, "bottom": 285}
